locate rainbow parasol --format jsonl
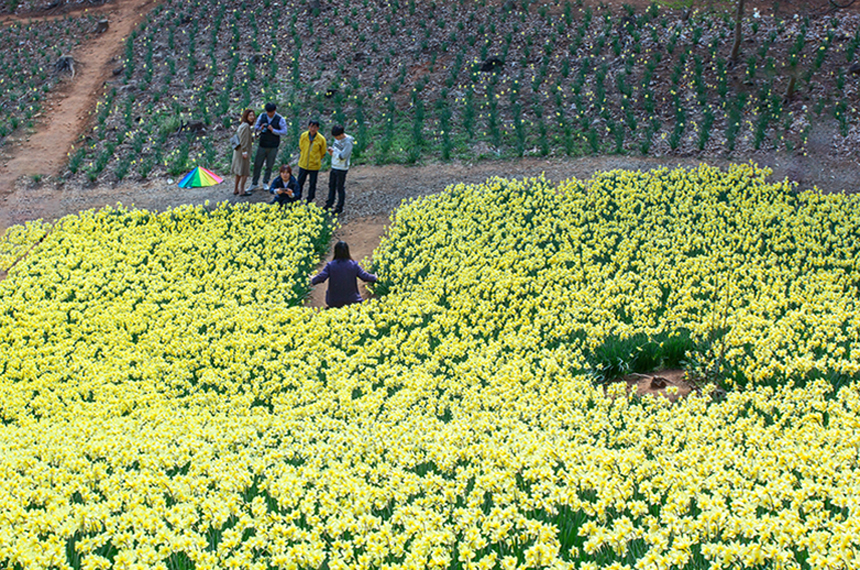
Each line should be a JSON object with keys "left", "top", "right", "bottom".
{"left": 177, "top": 166, "right": 223, "bottom": 188}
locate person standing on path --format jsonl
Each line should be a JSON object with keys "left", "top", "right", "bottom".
{"left": 325, "top": 124, "right": 354, "bottom": 214}
{"left": 250, "top": 103, "right": 288, "bottom": 192}
{"left": 231, "top": 109, "right": 255, "bottom": 196}
{"left": 297, "top": 119, "right": 327, "bottom": 204}
{"left": 310, "top": 241, "right": 377, "bottom": 308}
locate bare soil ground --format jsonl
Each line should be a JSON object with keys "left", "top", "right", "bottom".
{"left": 613, "top": 369, "right": 697, "bottom": 402}
{"left": 0, "top": 0, "right": 157, "bottom": 197}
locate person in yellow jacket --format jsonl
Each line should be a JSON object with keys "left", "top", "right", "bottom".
{"left": 297, "top": 119, "right": 327, "bottom": 204}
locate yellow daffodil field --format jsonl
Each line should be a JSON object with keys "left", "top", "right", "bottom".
{"left": 1, "top": 163, "right": 860, "bottom": 570}
{"left": 0, "top": 220, "right": 50, "bottom": 273}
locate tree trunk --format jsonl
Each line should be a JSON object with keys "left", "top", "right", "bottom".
{"left": 730, "top": 0, "right": 745, "bottom": 62}
{"left": 784, "top": 74, "right": 797, "bottom": 100}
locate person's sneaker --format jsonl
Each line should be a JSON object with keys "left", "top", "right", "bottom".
{"left": 248, "top": 184, "right": 259, "bottom": 191}
{"left": 262, "top": 184, "right": 269, "bottom": 192}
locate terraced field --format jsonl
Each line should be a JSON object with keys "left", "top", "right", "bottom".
{"left": 50, "top": 0, "right": 860, "bottom": 182}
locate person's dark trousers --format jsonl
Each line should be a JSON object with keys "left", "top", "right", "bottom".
{"left": 271, "top": 194, "right": 299, "bottom": 207}
{"left": 325, "top": 168, "right": 348, "bottom": 213}
{"left": 252, "top": 146, "right": 278, "bottom": 186}
{"left": 298, "top": 167, "right": 319, "bottom": 203}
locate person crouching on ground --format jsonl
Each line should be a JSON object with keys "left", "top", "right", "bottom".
{"left": 298, "top": 119, "right": 327, "bottom": 205}
{"left": 325, "top": 124, "right": 354, "bottom": 214}
{"left": 311, "top": 241, "right": 377, "bottom": 308}
{"left": 270, "top": 165, "right": 300, "bottom": 207}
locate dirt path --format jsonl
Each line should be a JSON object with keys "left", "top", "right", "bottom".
{"left": 0, "top": 0, "right": 157, "bottom": 197}
{"left": 2, "top": 152, "right": 858, "bottom": 232}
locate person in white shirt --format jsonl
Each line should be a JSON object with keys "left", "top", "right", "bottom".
{"left": 325, "top": 124, "right": 354, "bottom": 214}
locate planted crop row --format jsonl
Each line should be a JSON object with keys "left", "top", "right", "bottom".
{"left": 0, "top": 16, "right": 94, "bottom": 147}
{"left": 72, "top": 0, "right": 860, "bottom": 182}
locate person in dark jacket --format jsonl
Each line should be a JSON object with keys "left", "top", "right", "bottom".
{"left": 269, "top": 165, "right": 300, "bottom": 206}
{"left": 311, "top": 241, "right": 377, "bottom": 308}
{"left": 250, "top": 102, "right": 288, "bottom": 192}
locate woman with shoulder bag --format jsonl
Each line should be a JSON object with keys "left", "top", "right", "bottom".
{"left": 231, "top": 109, "right": 256, "bottom": 196}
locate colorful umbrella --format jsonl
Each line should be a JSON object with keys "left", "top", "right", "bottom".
{"left": 177, "top": 166, "right": 223, "bottom": 188}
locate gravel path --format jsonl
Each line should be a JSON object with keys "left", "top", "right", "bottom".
{"left": 2, "top": 154, "right": 858, "bottom": 234}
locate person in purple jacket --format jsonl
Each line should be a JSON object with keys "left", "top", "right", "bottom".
{"left": 311, "top": 241, "right": 378, "bottom": 308}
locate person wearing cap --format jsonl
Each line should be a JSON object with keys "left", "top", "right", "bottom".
{"left": 250, "top": 102, "right": 288, "bottom": 192}
{"left": 297, "top": 119, "right": 327, "bottom": 204}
